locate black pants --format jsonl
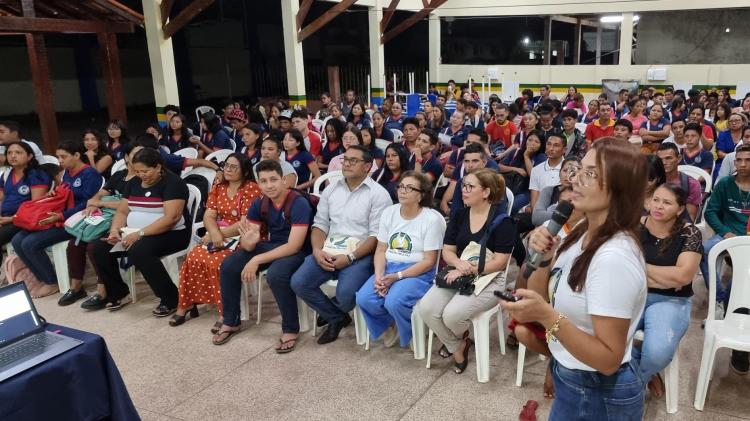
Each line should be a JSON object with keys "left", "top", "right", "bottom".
{"left": 0, "top": 223, "right": 21, "bottom": 248}
{"left": 91, "top": 229, "right": 190, "bottom": 307}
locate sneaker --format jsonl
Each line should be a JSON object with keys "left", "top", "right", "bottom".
{"left": 80, "top": 294, "right": 108, "bottom": 311}
{"left": 106, "top": 295, "right": 131, "bottom": 311}
{"left": 731, "top": 350, "right": 749, "bottom": 375}
{"left": 57, "top": 288, "right": 87, "bottom": 306}
{"left": 152, "top": 303, "right": 177, "bottom": 317}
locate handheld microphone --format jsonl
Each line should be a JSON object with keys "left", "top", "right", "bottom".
{"left": 523, "top": 200, "right": 574, "bottom": 278}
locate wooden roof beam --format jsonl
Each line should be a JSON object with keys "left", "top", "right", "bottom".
{"left": 298, "top": 0, "right": 357, "bottom": 42}
{"left": 0, "top": 16, "right": 134, "bottom": 33}
{"left": 381, "top": 0, "right": 446, "bottom": 44}
{"left": 90, "top": 0, "right": 144, "bottom": 25}
{"left": 160, "top": 0, "right": 174, "bottom": 26}
{"left": 380, "top": 0, "right": 399, "bottom": 33}
{"left": 162, "top": 0, "right": 215, "bottom": 39}
{"left": 296, "top": 0, "right": 313, "bottom": 29}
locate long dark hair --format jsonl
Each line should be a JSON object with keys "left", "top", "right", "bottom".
{"left": 650, "top": 183, "right": 688, "bottom": 254}
{"left": 168, "top": 114, "right": 191, "bottom": 139}
{"left": 374, "top": 143, "right": 409, "bottom": 188}
{"left": 324, "top": 118, "right": 345, "bottom": 144}
{"left": 106, "top": 119, "right": 130, "bottom": 145}
{"left": 557, "top": 138, "right": 648, "bottom": 291}
{"left": 4, "top": 141, "right": 40, "bottom": 179}
{"left": 82, "top": 129, "right": 109, "bottom": 164}
{"left": 132, "top": 147, "right": 165, "bottom": 170}
{"left": 285, "top": 129, "right": 307, "bottom": 152}
{"left": 358, "top": 127, "right": 378, "bottom": 153}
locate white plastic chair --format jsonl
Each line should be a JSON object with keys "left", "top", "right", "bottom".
{"left": 195, "top": 105, "right": 215, "bottom": 125}
{"left": 110, "top": 159, "right": 126, "bottom": 176}
{"left": 575, "top": 122, "right": 588, "bottom": 133}
{"left": 390, "top": 129, "right": 404, "bottom": 143}
{"left": 42, "top": 155, "right": 59, "bottom": 165}
{"left": 181, "top": 166, "right": 216, "bottom": 188}
{"left": 228, "top": 138, "right": 237, "bottom": 153}
{"left": 375, "top": 139, "right": 391, "bottom": 154}
{"left": 240, "top": 269, "right": 312, "bottom": 331}
{"left": 678, "top": 165, "right": 712, "bottom": 192}
{"left": 694, "top": 236, "right": 750, "bottom": 411}
{"left": 310, "top": 281, "right": 367, "bottom": 345}
{"left": 635, "top": 330, "right": 680, "bottom": 414}
{"left": 205, "top": 149, "right": 233, "bottom": 164}
{"left": 311, "top": 119, "right": 324, "bottom": 132}
{"left": 312, "top": 170, "right": 343, "bottom": 196}
{"left": 174, "top": 147, "right": 198, "bottom": 160}
{"left": 126, "top": 184, "right": 201, "bottom": 302}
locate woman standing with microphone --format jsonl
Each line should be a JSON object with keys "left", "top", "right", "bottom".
{"left": 501, "top": 138, "right": 649, "bottom": 420}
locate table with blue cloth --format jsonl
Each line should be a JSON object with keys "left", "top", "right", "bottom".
{"left": 0, "top": 324, "right": 139, "bottom": 421}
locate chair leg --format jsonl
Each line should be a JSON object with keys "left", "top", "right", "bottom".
{"left": 50, "top": 241, "right": 70, "bottom": 293}
{"left": 163, "top": 256, "right": 179, "bottom": 287}
{"left": 127, "top": 266, "right": 137, "bottom": 303}
{"left": 694, "top": 334, "right": 717, "bottom": 411}
{"left": 256, "top": 275, "right": 263, "bottom": 325}
{"left": 473, "top": 315, "right": 492, "bottom": 383}
{"left": 240, "top": 282, "right": 249, "bottom": 321}
{"left": 516, "top": 344, "right": 527, "bottom": 387}
{"left": 498, "top": 310, "right": 507, "bottom": 356}
{"left": 354, "top": 306, "right": 366, "bottom": 345}
{"left": 297, "top": 298, "right": 311, "bottom": 332}
{"left": 312, "top": 310, "right": 318, "bottom": 337}
{"left": 411, "top": 310, "right": 426, "bottom": 360}
{"left": 426, "top": 329, "right": 434, "bottom": 369}
{"left": 665, "top": 351, "right": 679, "bottom": 414}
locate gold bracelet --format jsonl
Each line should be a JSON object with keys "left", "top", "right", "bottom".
{"left": 545, "top": 313, "right": 567, "bottom": 343}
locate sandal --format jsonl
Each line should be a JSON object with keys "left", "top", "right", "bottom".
{"left": 212, "top": 327, "right": 241, "bottom": 346}
{"left": 169, "top": 305, "right": 199, "bottom": 327}
{"left": 438, "top": 345, "right": 451, "bottom": 358}
{"left": 454, "top": 338, "right": 474, "bottom": 374}
{"left": 210, "top": 321, "right": 223, "bottom": 334}
{"left": 647, "top": 373, "right": 665, "bottom": 398}
{"left": 275, "top": 337, "right": 298, "bottom": 354}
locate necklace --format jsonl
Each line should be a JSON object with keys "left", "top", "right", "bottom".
{"left": 738, "top": 182, "right": 750, "bottom": 209}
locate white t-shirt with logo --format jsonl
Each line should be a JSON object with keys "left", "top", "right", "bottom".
{"left": 547, "top": 232, "right": 646, "bottom": 371}
{"left": 377, "top": 204, "right": 445, "bottom": 263}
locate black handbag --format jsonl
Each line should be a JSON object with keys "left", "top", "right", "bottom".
{"left": 434, "top": 206, "right": 507, "bottom": 295}
{"left": 503, "top": 171, "right": 529, "bottom": 195}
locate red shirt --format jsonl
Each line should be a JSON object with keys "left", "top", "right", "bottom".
{"left": 485, "top": 119, "right": 518, "bottom": 148}
{"left": 585, "top": 119, "right": 615, "bottom": 142}
{"left": 305, "top": 131, "right": 322, "bottom": 157}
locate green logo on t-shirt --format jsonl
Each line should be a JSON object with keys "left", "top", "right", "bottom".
{"left": 388, "top": 232, "right": 413, "bottom": 256}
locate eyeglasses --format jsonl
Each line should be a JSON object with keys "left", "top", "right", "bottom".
{"left": 342, "top": 157, "right": 365, "bottom": 165}
{"left": 223, "top": 163, "right": 240, "bottom": 171}
{"left": 461, "top": 182, "right": 478, "bottom": 192}
{"left": 566, "top": 167, "right": 599, "bottom": 188}
{"left": 397, "top": 184, "right": 423, "bottom": 193}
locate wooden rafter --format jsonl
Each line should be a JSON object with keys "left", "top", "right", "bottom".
{"left": 380, "top": 0, "right": 399, "bottom": 33}
{"left": 90, "top": 0, "right": 144, "bottom": 25}
{"left": 46, "top": 0, "right": 88, "bottom": 19}
{"left": 0, "top": 16, "right": 134, "bottom": 33}
{"left": 162, "top": 0, "right": 215, "bottom": 39}
{"left": 381, "top": 0, "right": 445, "bottom": 44}
{"left": 160, "top": 0, "right": 174, "bottom": 26}
{"left": 297, "top": 0, "right": 357, "bottom": 43}
{"left": 296, "top": 0, "right": 313, "bottom": 29}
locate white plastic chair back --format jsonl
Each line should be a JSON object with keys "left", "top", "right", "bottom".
{"left": 391, "top": 129, "right": 404, "bottom": 143}
{"left": 505, "top": 188, "right": 515, "bottom": 215}
{"left": 313, "top": 170, "right": 343, "bottom": 196}
{"left": 195, "top": 105, "right": 214, "bottom": 124}
{"left": 160, "top": 145, "right": 170, "bottom": 154}
{"left": 181, "top": 166, "right": 216, "bottom": 187}
{"left": 707, "top": 236, "right": 750, "bottom": 323}
{"left": 311, "top": 119, "right": 324, "bottom": 132}
{"left": 174, "top": 147, "right": 198, "bottom": 160}
{"left": 365, "top": 109, "right": 374, "bottom": 117}
{"left": 375, "top": 139, "right": 391, "bottom": 153}
{"left": 678, "top": 165, "right": 712, "bottom": 193}
{"left": 110, "top": 159, "right": 126, "bottom": 175}
{"left": 42, "top": 155, "right": 59, "bottom": 165}
{"left": 205, "top": 149, "right": 233, "bottom": 164}
{"left": 228, "top": 138, "right": 237, "bottom": 153}
{"left": 185, "top": 184, "right": 201, "bottom": 228}
{"left": 575, "top": 122, "right": 588, "bottom": 133}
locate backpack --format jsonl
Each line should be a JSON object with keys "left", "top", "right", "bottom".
{"left": 13, "top": 184, "right": 74, "bottom": 231}
{"left": 679, "top": 172, "right": 710, "bottom": 223}
{"left": 259, "top": 189, "right": 318, "bottom": 248}
{"left": 2, "top": 254, "right": 41, "bottom": 287}
{"left": 64, "top": 195, "right": 121, "bottom": 245}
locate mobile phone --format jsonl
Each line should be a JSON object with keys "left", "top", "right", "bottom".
{"left": 494, "top": 290, "right": 521, "bottom": 302}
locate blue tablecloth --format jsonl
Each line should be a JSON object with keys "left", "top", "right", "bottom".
{"left": 0, "top": 324, "right": 140, "bottom": 421}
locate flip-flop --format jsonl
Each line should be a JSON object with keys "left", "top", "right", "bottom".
{"left": 212, "top": 327, "right": 241, "bottom": 346}
{"left": 210, "top": 321, "right": 223, "bottom": 334}
{"left": 275, "top": 337, "right": 298, "bottom": 354}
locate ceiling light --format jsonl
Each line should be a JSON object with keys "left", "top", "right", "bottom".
{"left": 726, "top": 27, "right": 731, "bottom": 33}
{"left": 600, "top": 14, "right": 639, "bottom": 23}
{"left": 523, "top": 37, "right": 530, "bottom": 45}
{"left": 529, "top": 52, "right": 535, "bottom": 59}
{"left": 552, "top": 50, "right": 557, "bottom": 56}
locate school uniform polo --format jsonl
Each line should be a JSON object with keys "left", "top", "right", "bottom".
{"left": 0, "top": 168, "right": 51, "bottom": 216}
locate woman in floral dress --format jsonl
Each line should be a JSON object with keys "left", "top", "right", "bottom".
{"left": 170, "top": 153, "right": 262, "bottom": 327}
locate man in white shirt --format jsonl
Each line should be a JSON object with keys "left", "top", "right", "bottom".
{"left": 0, "top": 120, "right": 45, "bottom": 164}
{"left": 291, "top": 145, "right": 392, "bottom": 344}
{"left": 529, "top": 133, "right": 565, "bottom": 210}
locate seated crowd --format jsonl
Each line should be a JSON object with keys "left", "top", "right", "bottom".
{"left": 1, "top": 81, "right": 749, "bottom": 397}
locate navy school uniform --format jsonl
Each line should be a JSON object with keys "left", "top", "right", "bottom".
{"left": 202, "top": 129, "right": 233, "bottom": 151}
{"left": 0, "top": 168, "right": 52, "bottom": 216}
{"left": 160, "top": 135, "right": 192, "bottom": 153}
{"left": 285, "top": 150, "right": 316, "bottom": 184}
{"left": 409, "top": 152, "right": 443, "bottom": 183}
{"left": 246, "top": 192, "right": 312, "bottom": 245}
{"left": 244, "top": 148, "right": 263, "bottom": 167}
{"left": 681, "top": 149, "right": 714, "bottom": 173}
{"left": 62, "top": 165, "right": 104, "bottom": 219}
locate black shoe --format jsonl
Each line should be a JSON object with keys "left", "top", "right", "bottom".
{"left": 316, "top": 314, "right": 329, "bottom": 328}
{"left": 80, "top": 294, "right": 108, "bottom": 311}
{"left": 317, "top": 313, "right": 352, "bottom": 345}
{"left": 169, "top": 305, "right": 199, "bottom": 326}
{"left": 57, "top": 288, "right": 87, "bottom": 306}
{"left": 106, "top": 295, "right": 131, "bottom": 311}
{"left": 153, "top": 304, "right": 177, "bottom": 317}
{"left": 731, "top": 350, "right": 749, "bottom": 375}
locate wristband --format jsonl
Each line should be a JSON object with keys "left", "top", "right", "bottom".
{"left": 347, "top": 253, "right": 357, "bottom": 264}
{"left": 397, "top": 271, "right": 404, "bottom": 280}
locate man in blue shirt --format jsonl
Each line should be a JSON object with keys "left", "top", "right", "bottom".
{"left": 681, "top": 123, "right": 714, "bottom": 174}
{"left": 411, "top": 128, "right": 443, "bottom": 184}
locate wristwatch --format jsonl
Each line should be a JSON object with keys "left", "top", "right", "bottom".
{"left": 347, "top": 253, "right": 357, "bottom": 264}
{"left": 138, "top": 229, "right": 146, "bottom": 237}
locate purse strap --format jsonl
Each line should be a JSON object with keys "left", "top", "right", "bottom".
{"left": 477, "top": 205, "right": 508, "bottom": 275}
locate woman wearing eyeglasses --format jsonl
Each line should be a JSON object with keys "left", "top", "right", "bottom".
{"left": 416, "top": 168, "right": 516, "bottom": 374}
{"left": 355, "top": 171, "right": 445, "bottom": 347}
{"left": 501, "top": 138, "right": 649, "bottom": 420}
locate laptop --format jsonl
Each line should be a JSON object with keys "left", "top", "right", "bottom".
{"left": 0, "top": 282, "right": 82, "bottom": 382}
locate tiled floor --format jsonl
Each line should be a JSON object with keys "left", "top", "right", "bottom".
{"left": 30, "top": 265, "right": 750, "bottom": 421}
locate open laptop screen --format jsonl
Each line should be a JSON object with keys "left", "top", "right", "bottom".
{"left": 0, "top": 283, "right": 41, "bottom": 347}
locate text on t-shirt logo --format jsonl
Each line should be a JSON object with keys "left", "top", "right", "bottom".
{"left": 73, "top": 178, "right": 82, "bottom": 187}
{"left": 292, "top": 160, "right": 301, "bottom": 168}
{"left": 388, "top": 232, "right": 413, "bottom": 256}
{"left": 17, "top": 185, "right": 29, "bottom": 195}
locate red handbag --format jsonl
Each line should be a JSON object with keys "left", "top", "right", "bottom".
{"left": 13, "top": 184, "right": 74, "bottom": 231}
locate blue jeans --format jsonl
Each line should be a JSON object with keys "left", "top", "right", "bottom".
{"left": 12, "top": 228, "right": 72, "bottom": 285}
{"left": 355, "top": 261, "right": 434, "bottom": 347}
{"left": 631, "top": 293, "right": 691, "bottom": 382}
{"left": 219, "top": 243, "right": 305, "bottom": 329}
{"left": 700, "top": 234, "right": 730, "bottom": 305}
{"left": 512, "top": 191, "right": 530, "bottom": 215}
{"left": 550, "top": 359, "right": 644, "bottom": 421}
{"left": 290, "top": 254, "right": 373, "bottom": 324}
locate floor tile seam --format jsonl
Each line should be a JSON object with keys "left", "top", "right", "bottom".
{"left": 396, "top": 366, "right": 452, "bottom": 420}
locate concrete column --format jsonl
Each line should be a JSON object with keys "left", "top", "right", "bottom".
{"left": 595, "top": 26, "right": 602, "bottom": 65}
{"left": 281, "top": 0, "right": 306, "bottom": 107}
{"left": 428, "top": 13, "right": 440, "bottom": 89}
{"left": 368, "top": 1, "right": 385, "bottom": 106}
{"left": 543, "top": 17, "right": 551, "bottom": 65}
{"left": 142, "top": 0, "right": 180, "bottom": 125}
{"left": 619, "top": 13, "right": 634, "bottom": 66}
